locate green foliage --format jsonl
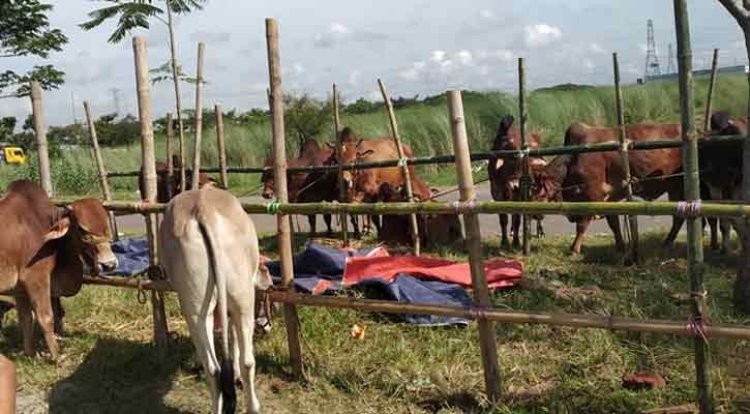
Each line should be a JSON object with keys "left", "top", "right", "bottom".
{"left": 0, "top": 117, "right": 16, "bottom": 140}
{"left": 149, "top": 59, "right": 201, "bottom": 85}
{"left": 0, "top": 0, "right": 67, "bottom": 96}
{"left": 80, "top": 0, "right": 206, "bottom": 44}
{"left": 283, "top": 93, "right": 333, "bottom": 151}
{"left": 94, "top": 113, "right": 141, "bottom": 146}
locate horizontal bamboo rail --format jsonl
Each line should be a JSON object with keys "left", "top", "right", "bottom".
{"left": 54, "top": 200, "right": 750, "bottom": 219}
{"left": 81, "top": 275, "right": 750, "bottom": 341}
{"left": 104, "top": 133, "right": 745, "bottom": 178}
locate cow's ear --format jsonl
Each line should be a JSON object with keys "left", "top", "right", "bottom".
{"left": 356, "top": 138, "right": 363, "bottom": 147}
{"left": 356, "top": 149, "right": 374, "bottom": 159}
{"left": 43, "top": 217, "right": 71, "bottom": 242}
{"left": 326, "top": 142, "right": 336, "bottom": 149}
{"left": 255, "top": 261, "right": 274, "bottom": 290}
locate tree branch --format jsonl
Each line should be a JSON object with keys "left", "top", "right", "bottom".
{"left": 718, "top": 0, "right": 750, "bottom": 25}
{"left": 0, "top": 54, "right": 23, "bottom": 59}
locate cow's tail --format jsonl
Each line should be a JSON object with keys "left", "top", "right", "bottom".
{"left": 196, "top": 212, "right": 236, "bottom": 414}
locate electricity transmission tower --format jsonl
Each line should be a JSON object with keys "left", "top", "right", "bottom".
{"left": 645, "top": 19, "right": 661, "bottom": 79}
{"left": 110, "top": 88, "right": 121, "bottom": 116}
{"left": 667, "top": 43, "right": 676, "bottom": 74}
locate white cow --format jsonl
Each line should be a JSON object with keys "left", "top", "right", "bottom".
{"left": 159, "top": 186, "right": 271, "bottom": 414}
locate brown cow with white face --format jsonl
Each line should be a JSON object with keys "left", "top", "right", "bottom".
{"left": 0, "top": 180, "right": 117, "bottom": 359}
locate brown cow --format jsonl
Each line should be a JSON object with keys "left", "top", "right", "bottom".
{"left": 376, "top": 182, "right": 463, "bottom": 248}
{"left": 333, "top": 128, "right": 418, "bottom": 234}
{"left": 488, "top": 115, "right": 547, "bottom": 249}
{"left": 138, "top": 155, "right": 218, "bottom": 203}
{"left": 260, "top": 139, "right": 341, "bottom": 235}
{"left": 531, "top": 122, "right": 686, "bottom": 255}
{"left": 0, "top": 180, "right": 117, "bottom": 359}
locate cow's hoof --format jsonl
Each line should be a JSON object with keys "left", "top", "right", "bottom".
{"left": 501, "top": 239, "right": 511, "bottom": 250}
{"left": 512, "top": 242, "right": 521, "bottom": 251}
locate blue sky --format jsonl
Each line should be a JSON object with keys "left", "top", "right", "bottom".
{"left": 1, "top": 0, "right": 747, "bottom": 126}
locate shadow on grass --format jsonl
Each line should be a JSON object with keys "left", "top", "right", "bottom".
{"left": 48, "top": 336, "right": 195, "bottom": 414}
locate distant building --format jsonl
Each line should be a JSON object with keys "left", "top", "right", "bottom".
{"left": 641, "top": 64, "right": 748, "bottom": 83}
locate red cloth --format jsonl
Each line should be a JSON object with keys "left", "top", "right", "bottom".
{"left": 343, "top": 255, "right": 523, "bottom": 289}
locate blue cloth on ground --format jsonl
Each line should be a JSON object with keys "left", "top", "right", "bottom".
{"left": 105, "top": 237, "right": 471, "bottom": 326}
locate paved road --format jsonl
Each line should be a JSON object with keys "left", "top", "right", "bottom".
{"left": 112, "top": 182, "right": 680, "bottom": 242}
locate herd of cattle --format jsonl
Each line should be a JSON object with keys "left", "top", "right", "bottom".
{"left": 0, "top": 110, "right": 747, "bottom": 413}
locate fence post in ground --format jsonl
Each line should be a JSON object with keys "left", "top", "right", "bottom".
{"left": 133, "top": 36, "right": 170, "bottom": 349}
{"left": 704, "top": 48, "right": 720, "bottom": 132}
{"left": 215, "top": 104, "right": 228, "bottom": 189}
{"left": 447, "top": 90, "right": 502, "bottom": 402}
{"left": 673, "top": 2, "right": 713, "bottom": 413}
{"left": 333, "top": 83, "right": 349, "bottom": 246}
{"left": 378, "top": 78, "right": 420, "bottom": 256}
{"left": 613, "top": 53, "right": 640, "bottom": 265}
{"left": 518, "top": 58, "right": 532, "bottom": 255}
{"left": 191, "top": 42, "right": 205, "bottom": 190}
{"left": 84, "top": 101, "right": 119, "bottom": 241}
{"left": 166, "top": 112, "right": 175, "bottom": 200}
{"left": 266, "top": 17, "right": 305, "bottom": 381}
{"left": 30, "top": 81, "right": 52, "bottom": 197}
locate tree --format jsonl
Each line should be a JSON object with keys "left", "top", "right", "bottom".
{"left": 283, "top": 94, "right": 332, "bottom": 154}
{"left": 0, "top": 0, "right": 68, "bottom": 97}
{"left": 81, "top": 0, "right": 206, "bottom": 191}
{"left": 716, "top": 0, "right": 750, "bottom": 312}
{"left": 0, "top": 117, "right": 16, "bottom": 141}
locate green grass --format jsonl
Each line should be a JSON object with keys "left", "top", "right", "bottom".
{"left": 2, "top": 230, "right": 750, "bottom": 413}
{"left": 2, "top": 74, "right": 747, "bottom": 198}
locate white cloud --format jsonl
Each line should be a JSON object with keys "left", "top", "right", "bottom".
{"left": 348, "top": 70, "right": 362, "bottom": 86}
{"left": 524, "top": 24, "right": 562, "bottom": 48}
{"left": 313, "top": 22, "right": 386, "bottom": 48}
{"left": 330, "top": 23, "right": 351, "bottom": 35}
{"left": 589, "top": 43, "right": 605, "bottom": 54}
{"left": 479, "top": 9, "right": 495, "bottom": 20}
{"left": 456, "top": 50, "right": 474, "bottom": 67}
{"left": 431, "top": 50, "right": 447, "bottom": 63}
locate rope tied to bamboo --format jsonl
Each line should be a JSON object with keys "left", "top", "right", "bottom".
{"left": 136, "top": 278, "right": 148, "bottom": 304}
{"left": 470, "top": 304, "right": 490, "bottom": 321}
{"left": 686, "top": 291, "right": 710, "bottom": 342}
{"left": 619, "top": 139, "right": 632, "bottom": 153}
{"left": 397, "top": 157, "right": 409, "bottom": 167}
{"left": 677, "top": 200, "right": 702, "bottom": 218}
{"left": 450, "top": 198, "right": 477, "bottom": 214}
{"left": 516, "top": 147, "right": 530, "bottom": 159}
{"left": 266, "top": 199, "right": 280, "bottom": 215}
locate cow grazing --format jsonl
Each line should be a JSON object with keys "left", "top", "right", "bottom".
{"left": 159, "top": 186, "right": 271, "bottom": 414}
{"left": 488, "top": 115, "right": 547, "bottom": 249}
{"left": 138, "top": 155, "right": 219, "bottom": 203}
{"left": 261, "top": 138, "right": 338, "bottom": 235}
{"left": 0, "top": 180, "right": 117, "bottom": 359}
{"left": 531, "top": 122, "right": 687, "bottom": 255}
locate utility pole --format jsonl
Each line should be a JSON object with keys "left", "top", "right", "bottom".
{"left": 645, "top": 19, "right": 662, "bottom": 80}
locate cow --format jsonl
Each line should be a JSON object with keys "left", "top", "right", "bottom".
{"left": 333, "top": 127, "right": 418, "bottom": 234}
{"left": 261, "top": 139, "right": 338, "bottom": 235}
{"left": 531, "top": 122, "right": 688, "bottom": 255}
{"left": 0, "top": 180, "right": 117, "bottom": 359}
{"left": 138, "top": 155, "right": 218, "bottom": 203}
{"left": 159, "top": 186, "right": 272, "bottom": 414}
{"left": 376, "top": 182, "right": 463, "bottom": 248}
{"left": 488, "top": 115, "right": 547, "bottom": 249}
{"left": 0, "top": 354, "right": 14, "bottom": 414}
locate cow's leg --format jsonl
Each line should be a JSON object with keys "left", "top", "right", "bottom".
{"left": 26, "top": 288, "right": 58, "bottom": 360}
{"left": 52, "top": 297, "right": 65, "bottom": 336}
{"left": 706, "top": 217, "right": 720, "bottom": 251}
{"left": 511, "top": 213, "right": 521, "bottom": 250}
{"left": 605, "top": 215, "right": 625, "bottom": 252}
{"left": 662, "top": 215, "right": 684, "bottom": 248}
{"left": 185, "top": 311, "right": 221, "bottom": 413}
{"left": 720, "top": 218, "right": 733, "bottom": 255}
{"left": 307, "top": 215, "right": 317, "bottom": 235}
{"left": 324, "top": 214, "right": 333, "bottom": 236}
{"left": 233, "top": 307, "right": 261, "bottom": 414}
{"left": 499, "top": 214, "right": 510, "bottom": 249}
{"left": 15, "top": 295, "right": 35, "bottom": 357}
{"left": 350, "top": 215, "right": 361, "bottom": 239}
{"left": 570, "top": 217, "right": 592, "bottom": 255}
{"left": 372, "top": 215, "right": 382, "bottom": 234}
{"left": 536, "top": 218, "right": 545, "bottom": 238}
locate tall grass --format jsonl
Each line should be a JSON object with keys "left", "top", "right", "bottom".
{"left": 1, "top": 74, "right": 747, "bottom": 198}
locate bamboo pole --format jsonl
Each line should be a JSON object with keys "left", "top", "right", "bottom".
{"left": 166, "top": 112, "right": 174, "bottom": 199}
{"left": 333, "top": 83, "right": 349, "bottom": 246}
{"left": 614, "top": 53, "right": 640, "bottom": 265}
{"left": 83, "top": 101, "right": 119, "bottom": 240}
{"left": 190, "top": 42, "right": 205, "bottom": 191}
{"left": 215, "top": 104, "right": 228, "bottom": 189}
{"left": 133, "top": 36, "right": 170, "bottom": 348}
{"left": 266, "top": 17, "right": 305, "bottom": 381}
{"left": 703, "top": 48, "right": 720, "bottom": 132}
{"left": 166, "top": 4, "right": 187, "bottom": 193}
{"left": 378, "top": 78, "right": 420, "bottom": 255}
{"left": 673, "top": 2, "right": 712, "bottom": 413}
{"left": 518, "top": 58, "right": 532, "bottom": 255}
{"left": 80, "top": 275, "right": 750, "bottom": 341}
{"left": 90, "top": 199, "right": 750, "bottom": 219}
{"left": 30, "top": 81, "right": 52, "bottom": 196}
{"left": 447, "top": 90, "right": 501, "bottom": 402}
{"left": 105, "top": 133, "right": 748, "bottom": 178}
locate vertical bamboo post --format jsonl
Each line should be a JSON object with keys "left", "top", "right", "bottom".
{"left": 166, "top": 4, "right": 187, "bottom": 193}
{"left": 614, "top": 53, "right": 640, "bottom": 265}
{"left": 333, "top": 84, "right": 349, "bottom": 246}
{"left": 673, "top": 2, "right": 713, "bottom": 413}
{"left": 518, "top": 58, "right": 532, "bottom": 255}
{"left": 378, "top": 78, "right": 420, "bottom": 256}
{"left": 215, "top": 104, "right": 228, "bottom": 189}
{"left": 266, "top": 17, "right": 305, "bottom": 380}
{"left": 30, "top": 82, "right": 52, "bottom": 197}
{"left": 133, "top": 36, "right": 170, "bottom": 348}
{"left": 703, "top": 48, "right": 720, "bottom": 132}
{"left": 191, "top": 42, "right": 205, "bottom": 190}
{"left": 166, "top": 112, "right": 175, "bottom": 200}
{"left": 447, "top": 90, "right": 501, "bottom": 402}
{"left": 84, "top": 101, "right": 119, "bottom": 241}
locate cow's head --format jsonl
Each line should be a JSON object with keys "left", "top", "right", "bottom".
{"left": 260, "top": 155, "right": 275, "bottom": 199}
{"left": 530, "top": 170, "right": 562, "bottom": 203}
{"left": 255, "top": 261, "right": 274, "bottom": 291}
{"left": 44, "top": 199, "right": 118, "bottom": 275}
